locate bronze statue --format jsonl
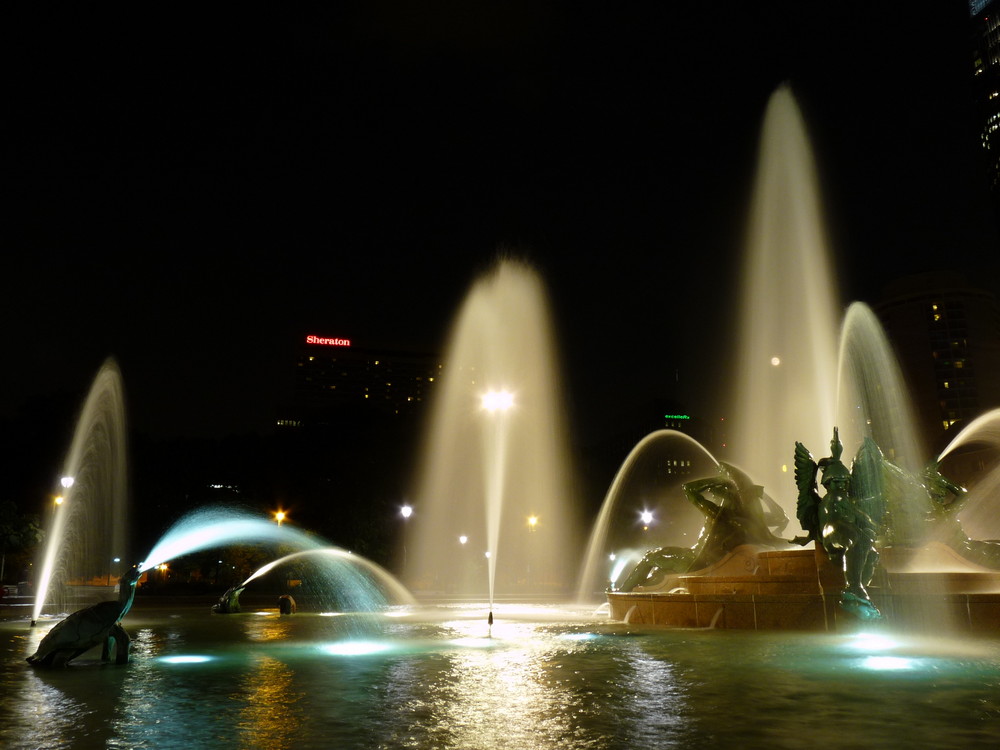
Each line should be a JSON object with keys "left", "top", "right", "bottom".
{"left": 211, "top": 583, "right": 245, "bottom": 614}
{"left": 612, "top": 462, "right": 790, "bottom": 592}
{"left": 912, "top": 460, "right": 1000, "bottom": 568}
{"left": 27, "top": 566, "right": 141, "bottom": 667}
{"left": 794, "top": 428, "right": 883, "bottom": 620}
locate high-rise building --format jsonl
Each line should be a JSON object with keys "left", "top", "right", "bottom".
{"left": 277, "top": 334, "right": 442, "bottom": 428}
{"left": 971, "top": 1, "right": 1000, "bottom": 199}
{"left": 875, "top": 272, "right": 1000, "bottom": 455}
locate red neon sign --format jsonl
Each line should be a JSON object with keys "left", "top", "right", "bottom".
{"left": 306, "top": 335, "right": 351, "bottom": 347}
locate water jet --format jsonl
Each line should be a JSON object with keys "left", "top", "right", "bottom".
{"left": 408, "top": 258, "right": 578, "bottom": 603}
{"left": 32, "top": 358, "right": 129, "bottom": 624}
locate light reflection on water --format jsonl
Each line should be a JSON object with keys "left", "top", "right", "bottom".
{"left": 3, "top": 603, "right": 1000, "bottom": 749}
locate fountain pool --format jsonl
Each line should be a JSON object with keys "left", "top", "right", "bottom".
{"left": 3, "top": 602, "right": 1000, "bottom": 749}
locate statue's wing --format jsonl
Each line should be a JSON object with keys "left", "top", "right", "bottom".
{"left": 852, "top": 437, "right": 887, "bottom": 529}
{"left": 793, "top": 442, "right": 820, "bottom": 540}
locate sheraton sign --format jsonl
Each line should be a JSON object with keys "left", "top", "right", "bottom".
{"left": 306, "top": 335, "right": 351, "bottom": 347}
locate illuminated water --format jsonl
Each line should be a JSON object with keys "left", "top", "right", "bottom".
{"left": 938, "top": 409, "right": 1000, "bottom": 541}
{"left": 241, "top": 548, "right": 417, "bottom": 609}
{"left": 4, "top": 603, "right": 1000, "bottom": 749}
{"left": 730, "top": 85, "right": 842, "bottom": 515}
{"left": 140, "top": 508, "right": 402, "bottom": 614}
{"left": 409, "top": 259, "right": 578, "bottom": 601}
{"left": 577, "top": 430, "right": 719, "bottom": 599}
{"left": 33, "top": 358, "right": 129, "bottom": 622}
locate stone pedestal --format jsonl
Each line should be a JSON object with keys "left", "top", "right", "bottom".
{"left": 606, "top": 544, "right": 1000, "bottom": 631}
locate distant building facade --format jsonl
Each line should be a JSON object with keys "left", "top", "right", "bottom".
{"left": 971, "top": 1, "right": 1000, "bottom": 203}
{"left": 875, "top": 272, "right": 1000, "bottom": 453}
{"left": 277, "top": 334, "right": 442, "bottom": 428}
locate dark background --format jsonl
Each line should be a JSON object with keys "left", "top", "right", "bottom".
{"left": 5, "top": 3, "right": 999, "bottom": 560}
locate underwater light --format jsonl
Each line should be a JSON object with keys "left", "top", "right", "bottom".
{"left": 860, "top": 656, "right": 917, "bottom": 671}
{"left": 844, "top": 632, "right": 900, "bottom": 652}
{"left": 320, "top": 641, "right": 391, "bottom": 656}
{"left": 559, "top": 633, "right": 597, "bottom": 642}
{"left": 160, "top": 655, "right": 214, "bottom": 664}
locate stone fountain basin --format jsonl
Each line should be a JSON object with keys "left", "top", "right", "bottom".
{"left": 606, "top": 544, "right": 1000, "bottom": 631}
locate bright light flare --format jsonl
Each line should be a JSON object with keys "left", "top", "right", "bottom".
{"left": 60, "top": 476, "right": 75, "bottom": 488}
{"left": 400, "top": 504, "right": 413, "bottom": 519}
{"left": 640, "top": 510, "right": 654, "bottom": 525}
{"left": 480, "top": 390, "right": 515, "bottom": 412}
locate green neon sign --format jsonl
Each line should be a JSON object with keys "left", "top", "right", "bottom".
{"left": 664, "top": 414, "right": 691, "bottom": 420}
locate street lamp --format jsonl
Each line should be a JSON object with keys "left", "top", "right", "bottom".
{"left": 640, "top": 510, "right": 654, "bottom": 531}
{"left": 107, "top": 556, "right": 121, "bottom": 586}
{"left": 527, "top": 515, "right": 538, "bottom": 532}
{"left": 274, "top": 510, "right": 286, "bottom": 526}
{"left": 481, "top": 389, "right": 515, "bottom": 413}
{"left": 400, "top": 504, "right": 413, "bottom": 574}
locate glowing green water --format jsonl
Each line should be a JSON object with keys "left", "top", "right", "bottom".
{"left": 4, "top": 603, "right": 1000, "bottom": 749}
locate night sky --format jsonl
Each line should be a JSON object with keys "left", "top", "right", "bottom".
{"left": 6, "top": 2, "right": 999, "bottom": 452}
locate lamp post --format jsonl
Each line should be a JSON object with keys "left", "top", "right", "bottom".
{"left": 274, "top": 510, "right": 286, "bottom": 526}
{"left": 107, "top": 556, "right": 121, "bottom": 586}
{"left": 400, "top": 504, "right": 413, "bottom": 574}
{"left": 640, "top": 510, "right": 654, "bottom": 531}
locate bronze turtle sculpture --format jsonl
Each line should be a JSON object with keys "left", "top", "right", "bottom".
{"left": 27, "top": 565, "right": 141, "bottom": 667}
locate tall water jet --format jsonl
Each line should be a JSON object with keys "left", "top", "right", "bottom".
{"left": 729, "top": 85, "right": 841, "bottom": 515}
{"left": 407, "top": 259, "right": 578, "bottom": 603}
{"left": 32, "top": 358, "right": 129, "bottom": 624}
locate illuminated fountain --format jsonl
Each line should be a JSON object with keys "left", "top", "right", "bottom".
{"left": 600, "top": 86, "right": 1000, "bottom": 630}
{"left": 32, "top": 358, "right": 129, "bottom": 625}
{"left": 937, "top": 408, "right": 1000, "bottom": 542}
{"left": 6, "top": 83, "right": 1000, "bottom": 745}
{"left": 227, "top": 547, "right": 416, "bottom": 614}
{"left": 139, "top": 507, "right": 408, "bottom": 615}
{"left": 407, "top": 258, "right": 579, "bottom": 613}
{"left": 577, "top": 430, "right": 720, "bottom": 599}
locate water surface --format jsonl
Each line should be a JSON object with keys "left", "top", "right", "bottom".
{"left": 3, "top": 602, "right": 999, "bottom": 749}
